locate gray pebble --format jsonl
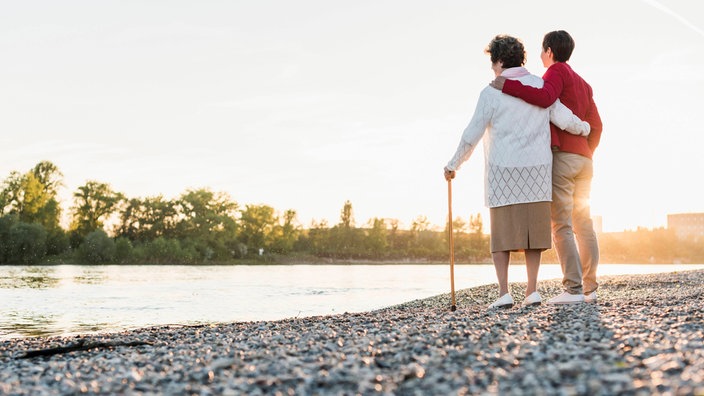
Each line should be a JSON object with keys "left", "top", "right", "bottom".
{"left": 1, "top": 269, "right": 703, "bottom": 395}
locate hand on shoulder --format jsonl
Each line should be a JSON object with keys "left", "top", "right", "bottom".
{"left": 489, "top": 76, "right": 507, "bottom": 90}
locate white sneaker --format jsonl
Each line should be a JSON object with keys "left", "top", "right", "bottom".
{"left": 487, "top": 293, "right": 514, "bottom": 310}
{"left": 522, "top": 291, "right": 542, "bottom": 307}
{"left": 584, "top": 291, "right": 597, "bottom": 303}
{"left": 547, "top": 291, "right": 585, "bottom": 305}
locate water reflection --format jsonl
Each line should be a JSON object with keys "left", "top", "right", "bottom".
{"left": 69, "top": 322, "right": 114, "bottom": 335}
{"left": 0, "top": 311, "right": 58, "bottom": 338}
{"left": 0, "top": 311, "right": 115, "bottom": 339}
{"left": 73, "top": 268, "right": 107, "bottom": 285}
{"left": 0, "top": 267, "right": 60, "bottom": 289}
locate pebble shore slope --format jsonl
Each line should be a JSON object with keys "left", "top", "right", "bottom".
{"left": 1, "top": 269, "right": 703, "bottom": 395}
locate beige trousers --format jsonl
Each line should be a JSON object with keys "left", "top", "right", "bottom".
{"left": 551, "top": 151, "right": 599, "bottom": 294}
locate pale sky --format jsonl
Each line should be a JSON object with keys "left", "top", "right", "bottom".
{"left": 1, "top": 0, "right": 703, "bottom": 232}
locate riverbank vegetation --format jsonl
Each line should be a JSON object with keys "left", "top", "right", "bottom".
{"left": 1, "top": 161, "right": 701, "bottom": 265}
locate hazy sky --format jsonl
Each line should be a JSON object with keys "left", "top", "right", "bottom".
{"left": 2, "top": 0, "right": 702, "bottom": 232}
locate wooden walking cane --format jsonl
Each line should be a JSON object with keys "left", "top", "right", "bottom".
{"left": 448, "top": 179, "right": 457, "bottom": 311}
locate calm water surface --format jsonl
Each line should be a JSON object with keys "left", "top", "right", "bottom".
{"left": 1, "top": 264, "right": 702, "bottom": 339}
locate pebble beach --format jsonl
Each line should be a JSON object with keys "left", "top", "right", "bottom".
{"left": 1, "top": 269, "right": 702, "bottom": 395}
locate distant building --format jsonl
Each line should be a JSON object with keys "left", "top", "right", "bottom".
{"left": 592, "top": 215, "right": 603, "bottom": 234}
{"left": 667, "top": 213, "right": 704, "bottom": 239}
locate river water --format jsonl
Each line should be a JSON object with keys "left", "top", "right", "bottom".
{"left": 1, "top": 263, "right": 702, "bottom": 339}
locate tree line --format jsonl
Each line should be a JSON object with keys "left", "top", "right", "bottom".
{"left": 0, "top": 161, "right": 490, "bottom": 264}
{"left": 2, "top": 161, "right": 701, "bottom": 265}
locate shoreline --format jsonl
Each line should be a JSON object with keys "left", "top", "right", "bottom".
{"left": 1, "top": 269, "right": 703, "bottom": 394}
{"left": 9, "top": 260, "right": 703, "bottom": 266}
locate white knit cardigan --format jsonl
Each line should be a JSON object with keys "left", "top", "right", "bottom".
{"left": 446, "top": 67, "right": 590, "bottom": 208}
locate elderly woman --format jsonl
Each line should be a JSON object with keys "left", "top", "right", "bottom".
{"left": 444, "top": 34, "right": 590, "bottom": 309}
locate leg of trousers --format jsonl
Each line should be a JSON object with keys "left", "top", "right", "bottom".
{"left": 551, "top": 152, "right": 599, "bottom": 294}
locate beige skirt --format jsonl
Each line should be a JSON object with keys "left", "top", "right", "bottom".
{"left": 490, "top": 201, "right": 551, "bottom": 253}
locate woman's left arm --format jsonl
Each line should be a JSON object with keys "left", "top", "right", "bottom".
{"left": 549, "top": 99, "right": 590, "bottom": 136}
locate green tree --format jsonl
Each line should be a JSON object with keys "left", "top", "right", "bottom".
{"left": 114, "top": 237, "right": 134, "bottom": 264}
{"left": 457, "top": 213, "right": 489, "bottom": 262}
{"left": 116, "top": 195, "right": 178, "bottom": 242}
{"left": 34, "top": 198, "right": 62, "bottom": 231}
{"left": 31, "top": 161, "right": 63, "bottom": 196}
{"left": 175, "top": 189, "right": 237, "bottom": 237}
{"left": 409, "top": 215, "right": 443, "bottom": 259}
{"left": 0, "top": 162, "right": 64, "bottom": 230}
{"left": 70, "top": 181, "right": 124, "bottom": 237}
{"left": 298, "top": 219, "right": 330, "bottom": 256}
{"left": 6, "top": 222, "right": 47, "bottom": 264}
{"left": 328, "top": 201, "right": 364, "bottom": 258}
{"left": 0, "top": 214, "right": 19, "bottom": 263}
{"left": 411, "top": 215, "right": 430, "bottom": 235}
{"left": 174, "top": 188, "right": 238, "bottom": 260}
{"left": 339, "top": 200, "right": 355, "bottom": 229}
{"left": 78, "top": 229, "right": 115, "bottom": 264}
{"left": 31, "top": 161, "right": 64, "bottom": 229}
{"left": 445, "top": 216, "right": 466, "bottom": 244}
{"left": 0, "top": 172, "right": 47, "bottom": 222}
{"left": 468, "top": 213, "right": 483, "bottom": 234}
{"left": 386, "top": 218, "right": 403, "bottom": 253}
{"left": 239, "top": 204, "right": 277, "bottom": 254}
{"left": 365, "top": 217, "right": 388, "bottom": 257}
{"left": 132, "top": 237, "right": 197, "bottom": 264}
{"left": 0, "top": 171, "right": 24, "bottom": 215}
{"left": 270, "top": 209, "right": 300, "bottom": 254}
{"left": 46, "top": 228, "right": 70, "bottom": 256}
{"left": 18, "top": 173, "right": 48, "bottom": 222}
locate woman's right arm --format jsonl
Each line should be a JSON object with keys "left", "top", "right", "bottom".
{"left": 445, "top": 139, "right": 474, "bottom": 172}
{"left": 445, "top": 90, "right": 494, "bottom": 172}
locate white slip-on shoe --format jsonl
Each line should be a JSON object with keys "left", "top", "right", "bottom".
{"left": 487, "top": 293, "right": 514, "bottom": 310}
{"left": 522, "top": 291, "right": 542, "bottom": 307}
{"left": 584, "top": 291, "right": 597, "bottom": 303}
{"left": 547, "top": 291, "right": 585, "bottom": 305}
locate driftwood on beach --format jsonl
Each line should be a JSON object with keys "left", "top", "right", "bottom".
{"left": 18, "top": 340, "right": 153, "bottom": 359}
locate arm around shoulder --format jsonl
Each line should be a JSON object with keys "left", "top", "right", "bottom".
{"left": 502, "top": 69, "right": 563, "bottom": 108}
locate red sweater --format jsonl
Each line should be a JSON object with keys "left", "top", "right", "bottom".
{"left": 502, "top": 62, "right": 602, "bottom": 159}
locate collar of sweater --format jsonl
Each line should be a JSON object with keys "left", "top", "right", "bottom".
{"left": 501, "top": 67, "right": 530, "bottom": 78}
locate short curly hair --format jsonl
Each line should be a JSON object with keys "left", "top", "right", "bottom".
{"left": 485, "top": 35, "right": 526, "bottom": 68}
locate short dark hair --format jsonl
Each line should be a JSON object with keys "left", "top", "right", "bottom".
{"left": 542, "top": 30, "right": 575, "bottom": 62}
{"left": 485, "top": 35, "right": 526, "bottom": 68}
